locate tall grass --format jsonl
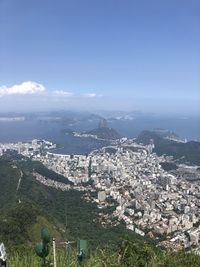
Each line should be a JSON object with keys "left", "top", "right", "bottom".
{"left": 8, "top": 251, "right": 67, "bottom": 267}
{"left": 6, "top": 246, "right": 200, "bottom": 267}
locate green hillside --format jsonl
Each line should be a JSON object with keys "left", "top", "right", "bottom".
{"left": 87, "top": 127, "right": 121, "bottom": 140}
{"left": 137, "top": 130, "right": 200, "bottom": 165}
{"left": 0, "top": 203, "right": 61, "bottom": 251}
{"left": 0, "top": 155, "right": 150, "bottom": 251}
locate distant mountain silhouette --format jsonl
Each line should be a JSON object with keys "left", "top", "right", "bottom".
{"left": 98, "top": 118, "right": 108, "bottom": 128}
{"left": 87, "top": 119, "right": 121, "bottom": 140}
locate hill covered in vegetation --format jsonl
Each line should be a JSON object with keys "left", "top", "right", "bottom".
{"left": 87, "top": 127, "right": 121, "bottom": 140}
{"left": 137, "top": 130, "right": 200, "bottom": 165}
{"left": 86, "top": 118, "right": 122, "bottom": 140}
{"left": 0, "top": 155, "right": 149, "bottom": 251}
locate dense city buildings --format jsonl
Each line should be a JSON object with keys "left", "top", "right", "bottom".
{"left": 1, "top": 138, "right": 200, "bottom": 250}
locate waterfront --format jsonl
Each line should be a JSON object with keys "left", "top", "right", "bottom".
{"left": 0, "top": 115, "right": 200, "bottom": 155}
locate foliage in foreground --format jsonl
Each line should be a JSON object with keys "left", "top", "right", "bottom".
{"left": 6, "top": 239, "right": 200, "bottom": 267}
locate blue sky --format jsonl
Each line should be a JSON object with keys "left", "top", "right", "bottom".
{"left": 0, "top": 0, "right": 199, "bottom": 113}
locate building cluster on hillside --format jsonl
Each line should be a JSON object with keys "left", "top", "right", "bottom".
{"left": 88, "top": 144, "right": 200, "bottom": 250}
{"left": 1, "top": 138, "right": 200, "bottom": 250}
{"left": 41, "top": 153, "right": 90, "bottom": 184}
{"left": 0, "top": 139, "right": 56, "bottom": 157}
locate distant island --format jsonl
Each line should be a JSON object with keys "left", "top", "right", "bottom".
{"left": 62, "top": 118, "right": 122, "bottom": 141}
{"left": 86, "top": 118, "right": 122, "bottom": 140}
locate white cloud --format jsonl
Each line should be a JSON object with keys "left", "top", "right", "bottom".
{"left": 83, "top": 93, "right": 97, "bottom": 98}
{"left": 0, "top": 82, "right": 99, "bottom": 99}
{"left": 53, "top": 90, "right": 73, "bottom": 97}
{"left": 0, "top": 81, "right": 104, "bottom": 111}
{"left": 0, "top": 81, "right": 45, "bottom": 97}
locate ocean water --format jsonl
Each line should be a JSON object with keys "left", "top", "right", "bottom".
{"left": 0, "top": 120, "right": 108, "bottom": 154}
{"left": 109, "top": 116, "right": 200, "bottom": 141}
{"left": 67, "top": 116, "right": 200, "bottom": 141}
{"left": 0, "top": 115, "right": 199, "bottom": 154}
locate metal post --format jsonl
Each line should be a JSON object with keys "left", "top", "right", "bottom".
{"left": 52, "top": 238, "right": 57, "bottom": 267}
{"left": 0, "top": 243, "right": 7, "bottom": 267}
{"left": 64, "top": 241, "right": 70, "bottom": 267}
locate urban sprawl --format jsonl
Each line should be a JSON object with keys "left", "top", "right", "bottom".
{"left": 1, "top": 138, "right": 200, "bottom": 251}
